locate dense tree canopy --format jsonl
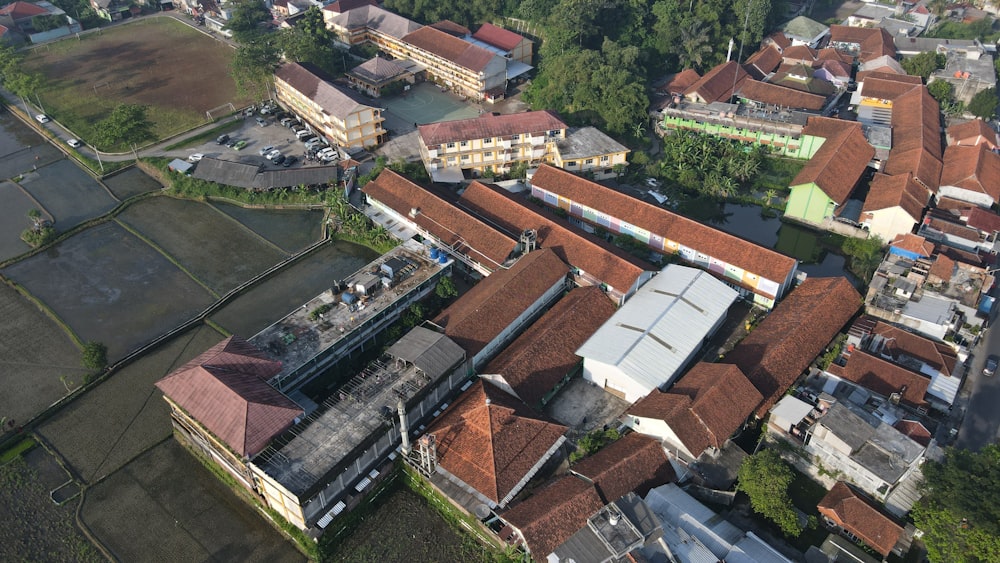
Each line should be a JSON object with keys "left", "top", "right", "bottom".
{"left": 94, "top": 104, "right": 154, "bottom": 149}
{"left": 968, "top": 87, "right": 998, "bottom": 120}
{"left": 737, "top": 450, "right": 803, "bottom": 537}
{"left": 224, "top": 0, "right": 271, "bottom": 43}
{"left": 913, "top": 445, "right": 1000, "bottom": 563}
{"left": 231, "top": 37, "right": 281, "bottom": 100}
{"left": 901, "top": 51, "right": 946, "bottom": 80}
{"left": 0, "top": 44, "right": 44, "bottom": 99}
{"left": 276, "top": 7, "right": 346, "bottom": 77}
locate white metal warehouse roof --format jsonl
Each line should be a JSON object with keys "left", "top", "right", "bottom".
{"left": 575, "top": 264, "right": 738, "bottom": 391}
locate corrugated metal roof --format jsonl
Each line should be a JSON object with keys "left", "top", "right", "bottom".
{"left": 385, "top": 326, "right": 465, "bottom": 376}
{"left": 576, "top": 265, "right": 738, "bottom": 391}
{"left": 645, "top": 483, "right": 744, "bottom": 559}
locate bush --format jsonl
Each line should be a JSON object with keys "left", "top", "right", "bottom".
{"left": 81, "top": 341, "right": 107, "bottom": 371}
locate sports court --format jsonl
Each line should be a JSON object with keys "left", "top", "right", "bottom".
{"left": 382, "top": 82, "right": 481, "bottom": 132}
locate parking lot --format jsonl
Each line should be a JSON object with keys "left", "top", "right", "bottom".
{"left": 174, "top": 109, "right": 340, "bottom": 170}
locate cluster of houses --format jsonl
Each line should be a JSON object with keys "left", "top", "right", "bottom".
{"left": 657, "top": 22, "right": 1000, "bottom": 248}
{"left": 0, "top": 0, "right": 81, "bottom": 43}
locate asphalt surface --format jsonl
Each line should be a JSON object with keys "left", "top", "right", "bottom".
{"left": 955, "top": 301, "right": 1000, "bottom": 451}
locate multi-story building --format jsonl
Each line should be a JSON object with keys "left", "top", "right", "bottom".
{"left": 323, "top": 4, "right": 421, "bottom": 47}
{"left": 416, "top": 111, "right": 628, "bottom": 181}
{"left": 274, "top": 62, "right": 386, "bottom": 149}
{"left": 394, "top": 26, "right": 508, "bottom": 101}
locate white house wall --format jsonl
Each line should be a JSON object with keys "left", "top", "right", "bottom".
{"left": 865, "top": 208, "right": 919, "bottom": 243}
{"left": 626, "top": 415, "right": 698, "bottom": 460}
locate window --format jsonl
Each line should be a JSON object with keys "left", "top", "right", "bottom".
{"left": 460, "top": 141, "right": 468, "bottom": 147}
{"left": 484, "top": 151, "right": 493, "bottom": 157}
{"left": 567, "top": 161, "right": 577, "bottom": 167}
{"left": 585, "top": 158, "right": 594, "bottom": 165}
{"left": 600, "top": 155, "right": 609, "bottom": 162}
{"left": 446, "top": 142, "right": 455, "bottom": 148}
{"left": 447, "top": 156, "right": 456, "bottom": 163}
{"left": 484, "top": 138, "right": 492, "bottom": 144}
{"left": 549, "top": 129, "right": 560, "bottom": 137}
{"left": 461, "top": 154, "right": 470, "bottom": 161}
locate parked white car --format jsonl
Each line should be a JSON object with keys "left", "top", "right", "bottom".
{"left": 188, "top": 153, "right": 204, "bottom": 162}
{"left": 265, "top": 149, "right": 282, "bottom": 160}
{"left": 35, "top": 114, "right": 50, "bottom": 124}
{"left": 258, "top": 145, "right": 275, "bottom": 156}
{"left": 67, "top": 139, "right": 82, "bottom": 148}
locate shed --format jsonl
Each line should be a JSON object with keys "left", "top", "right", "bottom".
{"left": 168, "top": 159, "right": 193, "bottom": 175}
{"left": 352, "top": 272, "right": 380, "bottom": 295}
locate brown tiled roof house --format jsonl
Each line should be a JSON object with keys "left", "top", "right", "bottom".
{"left": 791, "top": 117, "right": 875, "bottom": 207}
{"left": 426, "top": 379, "right": 567, "bottom": 507}
{"left": 947, "top": 119, "right": 1000, "bottom": 149}
{"left": 818, "top": 481, "right": 905, "bottom": 557}
{"left": 683, "top": 61, "right": 750, "bottom": 104}
{"left": 725, "top": 277, "right": 862, "bottom": 417}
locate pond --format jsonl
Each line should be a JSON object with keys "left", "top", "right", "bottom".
{"left": 695, "top": 202, "right": 855, "bottom": 280}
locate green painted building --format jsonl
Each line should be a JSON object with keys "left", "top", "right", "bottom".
{"left": 661, "top": 112, "right": 827, "bottom": 159}
{"left": 786, "top": 183, "right": 837, "bottom": 224}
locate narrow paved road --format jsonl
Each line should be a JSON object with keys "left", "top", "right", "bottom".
{"left": 956, "top": 301, "right": 1000, "bottom": 451}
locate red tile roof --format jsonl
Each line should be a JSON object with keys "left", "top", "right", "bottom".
{"left": 659, "top": 69, "right": 702, "bottom": 95}
{"left": 458, "top": 179, "right": 651, "bottom": 294}
{"left": 782, "top": 44, "right": 818, "bottom": 63}
{"left": 501, "top": 475, "right": 605, "bottom": 557}
{"left": 829, "top": 25, "right": 896, "bottom": 62}
{"left": 628, "top": 363, "right": 762, "bottom": 458}
{"left": 483, "top": 286, "right": 616, "bottom": 407}
{"left": 744, "top": 45, "right": 783, "bottom": 78}
{"left": 767, "top": 31, "right": 792, "bottom": 50}
{"left": 862, "top": 173, "right": 928, "bottom": 221}
{"left": 433, "top": 248, "right": 569, "bottom": 359}
{"left": 362, "top": 169, "right": 515, "bottom": 269}
{"left": 869, "top": 319, "right": 958, "bottom": 378}
{"left": 0, "top": 1, "right": 49, "bottom": 19}
{"left": 817, "top": 48, "right": 854, "bottom": 64}
{"left": 472, "top": 22, "right": 526, "bottom": 51}
{"left": 827, "top": 350, "right": 930, "bottom": 409}
{"left": 940, "top": 144, "right": 1000, "bottom": 202}
{"left": 818, "top": 481, "right": 904, "bottom": 557}
{"left": 321, "top": 0, "right": 377, "bottom": 13}
{"left": 403, "top": 26, "right": 497, "bottom": 72}
{"left": 893, "top": 419, "right": 932, "bottom": 447}
{"left": 570, "top": 432, "right": 676, "bottom": 503}
{"left": 859, "top": 75, "right": 921, "bottom": 100}
{"left": 791, "top": 117, "right": 874, "bottom": 204}
{"left": 884, "top": 87, "right": 943, "bottom": 191}
{"left": 815, "top": 59, "right": 852, "bottom": 79}
{"left": 738, "top": 80, "right": 827, "bottom": 110}
{"left": 966, "top": 206, "right": 1000, "bottom": 234}
{"left": 927, "top": 252, "right": 955, "bottom": 281}
{"left": 889, "top": 233, "right": 934, "bottom": 257}
{"left": 934, "top": 196, "right": 974, "bottom": 214}
{"left": 527, "top": 164, "right": 797, "bottom": 296}
{"left": 947, "top": 119, "right": 999, "bottom": 149}
{"left": 154, "top": 336, "right": 301, "bottom": 457}
{"left": 427, "top": 379, "right": 566, "bottom": 505}
{"left": 725, "top": 277, "right": 861, "bottom": 418}
{"left": 684, "top": 61, "right": 750, "bottom": 103}
{"left": 418, "top": 110, "right": 565, "bottom": 146}
{"left": 429, "top": 19, "right": 470, "bottom": 37}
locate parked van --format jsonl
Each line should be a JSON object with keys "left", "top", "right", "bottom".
{"left": 295, "top": 128, "right": 313, "bottom": 139}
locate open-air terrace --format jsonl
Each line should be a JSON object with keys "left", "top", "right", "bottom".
{"left": 250, "top": 240, "right": 448, "bottom": 393}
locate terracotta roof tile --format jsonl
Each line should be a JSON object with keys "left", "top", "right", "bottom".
{"left": 483, "top": 286, "right": 616, "bottom": 407}
{"left": 927, "top": 252, "right": 955, "bottom": 281}
{"left": 403, "top": 26, "right": 497, "bottom": 72}
{"left": 418, "top": 110, "right": 565, "bottom": 146}
{"left": 658, "top": 69, "right": 702, "bottom": 95}
{"left": 155, "top": 336, "right": 301, "bottom": 457}
{"left": 927, "top": 216, "right": 981, "bottom": 239}
{"left": 862, "top": 173, "right": 928, "bottom": 220}
{"left": 782, "top": 44, "right": 818, "bottom": 63}
{"left": 274, "top": 63, "right": 376, "bottom": 120}
{"left": 889, "top": 233, "right": 934, "bottom": 257}
{"left": 738, "top": 80, "right": 827, "bottom": 110}
{"left": 321, "top": 0, "right": 377, "bottom": 13}
{"left": 829, "top": 25, "right": 895, "bottom": 62}
{"left": 433, "top": 248, "right": 568, "bottom": 359}
{"left": 571, "top": 432, "right": 676, "bottom": 502}
{"left": 817, "top": 48, "right": 854, "bottom": 64}
{"left": 684, "top": 61, "right": 750, "bottom": 103}
{"left": 348, "top": 56, "right": 409, "bottom": 84}
{"left": 947, "top": 119, "right": 999, "bottom": 149}
{"left": 884, "top": 87, "right": 943, "bottom": 191}
{"left": 859, "top": 76, "right": 921, "bottom": 100}
{"left": 767, "top": 31, "right": 792, "bottom": 50}
{"left": 745, "top": 45, "right": 784, "bottom": 77}
{"left": 826, "top": 350, "right": 930, "bottom": 409}
{"left": 472, "top": 22, "right": 525, "bottom": 51}
{"left": 893, "top": 419, "right": 932, "bottom": 447}
{"left": 501, "top": 476, "right": 605, "bottom": 557}
{"left": 0, "top": 1, "right": 49, "bottom": 18}
{"left": 527, "top": 164, "right": 797, "bottom": 296}
{"left": 791, "top": 117, "right": 874, "bottom": 204}
{"left": 726, "top": 277, "right": 861, "bottom": 417}
{"left": 427, "top": 380, "right": 566, "bottom": 505}
{"left": 628, "top": 363, "right": 762, "bottom": 457}
{"left": 966, "top": 207, "right": 1000, "bottom": 233}
{"left": 458, "top": 179, "right": 650, "bottom": 294}
{"left": 815, "top": 59, "right": 852, "bottom": 79}
{"left": 362, "top": 169, "right": 516, "bottom": 269}
{"left": 818, "top": 481, "right": 904, "bottom": 557}
{"left": 429, "top": 19, "right": 470, "bottom": 37}
{"left": 940, "top": 144, "right": 1000, "bottom": 202}
{"left": 934, "top": 196, "right": 974, "bottom": 214}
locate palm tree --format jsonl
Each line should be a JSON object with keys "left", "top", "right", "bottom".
{"left": 679, "top": 23, "right": 713, "bottom": 70}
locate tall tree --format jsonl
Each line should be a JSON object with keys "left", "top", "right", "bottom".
{"left": 737, "top": 450, "right": 804, "bottom": 537}
{"left": 94, "top": 104, "right": 154, "bottom": 149}
{"left": 913, "top": 445, "right": 1000, "bottom": 563}
{"left": 224, "top": 0, "right": 270, "bottom": 43}
{"left": 231, "top": 37, "right": 280, "bottom": 100}
{"left": 968, "top": 87, "right": 998, "bottom": 120}
{"left": 679, "top": 22, "right": 713, "bottom": 70}
{"left": 901, "top": 51, "right": 947, "bottom": 79}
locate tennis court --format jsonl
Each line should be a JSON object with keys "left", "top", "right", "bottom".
{"left": 383, "top": 82, "right": 481, "bottom": 131}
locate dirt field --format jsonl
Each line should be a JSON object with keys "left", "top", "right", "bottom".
{"left": 0, "top": 448, "right": 102, "bottom": 563}
{"left": 325, "top": 485, "right": 487, "bottom": 562}
{"left": 209, "top": 241, "right": 377, "bottom": 337}
{"left": 24, "top": 17, "right": 246, "bottom": 144}
{"left": 0, "top": 282, "right": 85, "bottom": 429}
{"left": 117, "top": 196, "right": 287, "bottom": 294}
{"left": 37, "top": 323, "right": 223, "bottom": 484}
{"left": 18, "top": 159, "right": 118, "bottom": 233}
{"left": 81, "top": 439, "right": 305, "bottom": 563}
{"left": 1, "top": 221, "right": 216, "bottom": 360}
{"left": 212, "top": 202, "right": 324, "bottom": 254}
{"left": 102, "top": 166, "right": 163, "bottom": 200}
